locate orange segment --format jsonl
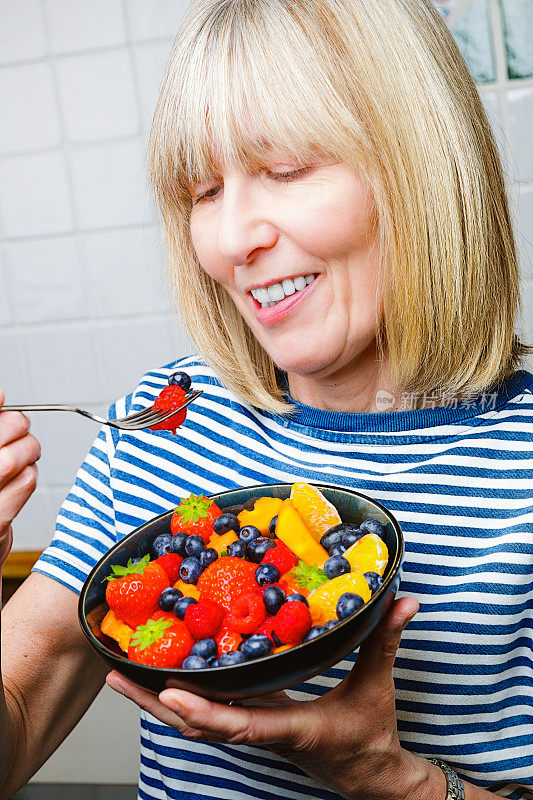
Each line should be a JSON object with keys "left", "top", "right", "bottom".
{"left": 307, "top": 572, "right": 371, "bottom": 625}
{"left": 172, "top": 579, "right": 200, "bottom": 600}
{"left": 101, "top": 609, "right": 133, "bottom": 653}
{"left": 290, "top": 482, "right": 342, "bottom": 541}
{"left": 343, "top": 533, "right": 388, "bottom": 577}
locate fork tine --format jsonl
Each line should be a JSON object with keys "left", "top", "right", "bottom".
{"left": 115, "top": 389, "right": 204, "bottom": 430}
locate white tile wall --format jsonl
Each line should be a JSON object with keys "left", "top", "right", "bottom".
{"left": 84, "top": 226, "right": 170, "bottom": 317}
{"left": 517, "top": 189, "right": 533, "bottom": 281}
{"left": 44, "top": 0, "right": 127, "bottom": 54}
{"left": 0, "top": 62, "right": 60, "bottom": 154}
{"left": 133, "top": 40, "right": 173, "bottom": 132}
{"left": 506, "top": 86, "right": 533, "bottom": 182}
{"left": 126, "top": 0, "right": 190, "bottom": 41}
{"left": 6, "top": 237, "right": 87, "bottom": 323}
{"left": 22, "top": 324, "right": 103, "bottom": 404}
{"left": 0, "top": 151, "right": 74, "bottom": 238}
{"left": 70, "top": 139, "right": 151, "bottom": 229}
{"left": 56, "top": 50, "right": 139, "bottom": 142}
{"left": 0, "top": 255, "right": 13, "bottom": 325}
{"left": 0, "top": 0, "right": 47, "bottom": 64}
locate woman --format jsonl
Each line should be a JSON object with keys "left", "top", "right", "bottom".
{"left": 1, "top": 0, "right": 532, "bottom": 798}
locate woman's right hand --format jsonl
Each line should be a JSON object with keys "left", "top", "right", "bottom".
{"left": 0, "top": 389, "right": 41, "bottom": 568}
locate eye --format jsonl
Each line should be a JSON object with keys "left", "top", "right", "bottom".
{"left": 192, "top": 167, "right": 312, "bottom": 205}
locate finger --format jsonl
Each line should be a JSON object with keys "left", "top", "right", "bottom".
{"left": 342, "top": 596, "right": 419, "bottom": 693}
{"left": 0, "top": 465, "right": 38, "bottom": 531}
{"left": 159, "top": 687, "right": 303, "bottom": 746}
{"left": 0, "top": 434, "right": 41, "bottom": 489}
{"left": 106, "top": 672, "right": 204, "bottom": 738}
{"left": 0, "top": 408, "right": 31, "bottom": 449}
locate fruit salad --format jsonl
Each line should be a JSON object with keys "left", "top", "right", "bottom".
{"left": 100, "top": 483, "right": 389, "bottom": 669}
{"left": 149, "top": 371, "right": 192, "bottom": 435}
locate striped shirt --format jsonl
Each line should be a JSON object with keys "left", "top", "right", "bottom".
{"left": 33, "top": 355, "right": 533, "bottom": 800}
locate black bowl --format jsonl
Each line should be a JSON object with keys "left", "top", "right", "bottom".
{"left": 79, "top": 482, "right": 404, "bottom": 701}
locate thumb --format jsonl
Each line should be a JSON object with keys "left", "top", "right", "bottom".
{"left": 341, "top": 595, "right": 419, "bottom": 694}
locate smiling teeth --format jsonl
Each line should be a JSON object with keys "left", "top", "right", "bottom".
{"left": 251, "top": 274, "right": 317, "bottom": 307}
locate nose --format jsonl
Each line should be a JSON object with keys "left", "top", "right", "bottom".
{"left": 216, "top": 172, "right": 279, "bottom": 267}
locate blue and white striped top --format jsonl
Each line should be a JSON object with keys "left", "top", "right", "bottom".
{"left": 33, "top": 355, "right": 533, "bottom": 800}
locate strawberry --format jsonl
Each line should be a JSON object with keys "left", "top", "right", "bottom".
{"left": 184, "top": 599, "right": 224, "bottom": 639}
{"left": 154, "top": 552, "right": 183, "bottom": 583}
{"left": 273, "top": 600, "right": 312, "bottom": 645}
{"left": 225, "top": 593, "right": 266, "bottom": 634}
{"left": 197, "top": 556, "right": 259, "bottom": 611}
{"left": 171, "top": 493, "right": 222, "bottom": 542}
{"left": 215, "top": 626, "right": 243, "bottom": 656}
{"left": 261, "top": 540, "right": 298, "bottom": 574}
{"left": 278, "top": 561, "right": 329, "bottom": 597}
{"left": 127, "top": 616, "right": 194, "bottom": 667}
{"left": 104, "top": 555, "right": 169, "bottom": 627}
{"left": 150, "top": 385, "right": 188, "bottom": 435}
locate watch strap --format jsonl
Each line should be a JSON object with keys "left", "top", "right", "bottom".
{"left": 428, "top": 758, "right": 465, "bottom": 800}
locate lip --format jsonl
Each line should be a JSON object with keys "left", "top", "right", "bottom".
{"left": 250, "top": 274, "right": 321, "bottom": 325}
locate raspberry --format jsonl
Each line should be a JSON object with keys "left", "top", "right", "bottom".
{"left": 151, "top": 385, "right": 188, "bottom": 434}
{"left": 184, "top": 600, "right": 224, "bottom": 639}
{"left": 273, "top": 600, "right": 312, "bottom": 645}
{"left": 261, "top": 540, "right": 298, "bottom": 575}
{"left": 154, "top": 553, "right": 183, "bottom": 583}
{"left": 254, "top": 616, "right": 277, "bottom": 643}
{"left": 226, "top": 593, "right": 266, "bottom": 634}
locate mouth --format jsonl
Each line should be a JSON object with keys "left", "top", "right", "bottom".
{"left": 248, "top": 273, "right": 318, "bottom": 308}
{"left": 248, "top": 273, "right": 321, "bottom": 325}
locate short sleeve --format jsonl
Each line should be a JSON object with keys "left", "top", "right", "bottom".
{"left": 31, "top": 407, "right": 119, "bottom": 595}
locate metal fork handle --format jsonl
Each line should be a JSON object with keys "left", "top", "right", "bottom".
{"left": 1, "top": 405, "right": 108, "bottom": 425}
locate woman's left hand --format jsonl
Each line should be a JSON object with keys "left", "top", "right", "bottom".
{"left": 106, "top": 595, "right": 441, "bottom": 800}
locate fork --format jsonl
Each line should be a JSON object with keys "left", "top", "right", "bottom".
{"left": 1, "top": 389, "right": 204, "bottom": 431}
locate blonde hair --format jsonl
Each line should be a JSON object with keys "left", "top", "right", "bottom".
{"left": 148, "top": 0, "right": 532, "bottom": 415}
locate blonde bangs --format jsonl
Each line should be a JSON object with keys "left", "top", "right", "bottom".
{"left": 149, "top": 0, "right": 532, "bottom": 415}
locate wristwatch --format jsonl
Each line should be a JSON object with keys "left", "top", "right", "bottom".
{"left": 428, "top": 758, "right": 465, "bottom": 800}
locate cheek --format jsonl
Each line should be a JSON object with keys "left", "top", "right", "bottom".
{"left": 190, "top": 220, "right": 233, "bottom": 285}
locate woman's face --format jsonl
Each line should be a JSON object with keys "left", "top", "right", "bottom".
{"left": 189, "top": 150, "right": 382, "bottom": 380}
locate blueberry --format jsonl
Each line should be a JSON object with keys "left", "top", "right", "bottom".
{"left": 262, "top": 585, "right": 286, "bottom": 615}
{"left": 246, "top": 537, "right": 276, "bottom": 563}
{"left": 241, "top": 634, "right": 273, "bottom": 659}
{"left": 179, "top": 557, "right": 203, "bottom": 584}
{"left": 359, "top": 518, "right": 385, "bottom": 537}
{"left": 158, "top": 587, "right": 183, "bottom": 611}
{"left": 182, "top": 655, "right": 209, "bottom": 669}
{"left": 364, "top": 571, "right": 383, "bottom": 595}
{"left": 303, "top": 625, "right": 326, "bottom": 642}
{"left": 213, "top": 513, "right": 240, "bottom": 535}
{"left": 173, "top": 596, "right": 197, "bottom": 619}
{"left": 286, "top": 593, "right": 308, "bottom": 606}
{"left": 324, "top": 555, "right": 351, "bottom": 579}
{"left": 185, "top": 534, "right": 205, "bottom": 558}
{"left": 171, "top": 531, "right": 188, "bottom": 556}
{"left": 228, "top": 540, "right": 247, "bottom": 558}
{"left": 321, "top": 523, "right": 360, "bottom": 552}
{"left": 168, "top": 370, "right": 191, "bottom": 390}
{"left": 329, "top": 543, "right": 347, "bottom": 557}
{"left": 272, "top": 631, "right": 282, "bottom": 647}
{"left": 324, "top": 619, "right": 339, "bottom": 629}
{"left": 255, "top": 563, "right": 280, "bottom": 586}
{"left": 336, "top": 592, "right": 365, "bottom": 620}
{"left": 190, "top": 638, "right": 217, "bottom": 660}
{"left": 238, "top": 525, "right": 262, "bottom": 545}
{"left": 269, "top": 515, "right": 278, "bottom": 536}
{"left": 199, "top": 547, "right": 218, "bottom": 568}
{"left": 341, "top": 528, "right": 364, "bottom": 548}
{"left": 217, "top": 650, "right": 247, "bottom": 666}
{"left": 209, "top": 658, "right": 220, "bottom": 667}
{"left": 152, "top": 533, "right": 172, "bottom": 558}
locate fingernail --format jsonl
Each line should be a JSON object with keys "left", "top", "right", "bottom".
{"left": 106, "top": 676, "right": 125, "bottom": 696}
